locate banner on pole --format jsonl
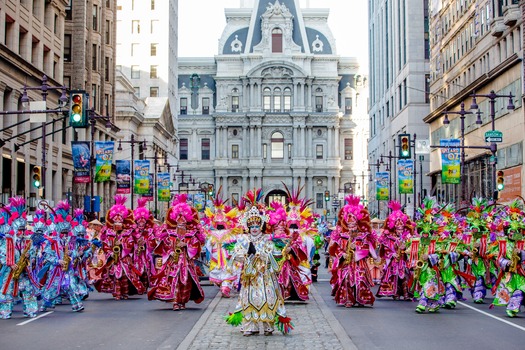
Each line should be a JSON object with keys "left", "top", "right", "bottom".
{"left": 94, "top": 141, "right": 114, "bottom": 182}
{"left": 157, "top": 172, "right": 171, "bottom": 202}
{"left": 440, "top": 139, "right": 461, "bottom": 184}
{"left": 134, "top": 160, "right": 150, "bottom": 195}
{"left": 143, "top": 173, "right": 154, "bottom": 200}
{"left": 116, "top": 160, "right": 131, "bottom": 194}
{"left": 71, "top": 141, "right": 91, "bottom": 183}
{"left": 376, "top": 172, "right": 389, "bottom": 200}
{"left": 398, "top": 159, "right": 414, "bottom": 194}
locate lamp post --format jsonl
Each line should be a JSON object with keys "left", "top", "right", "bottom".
{"left": 469, "top": 90, "right": 515, "bottom": 200}
{"left": 19, "top": 75, "right": 68, "bottom": 199}
{"left": 442, "top": 101, "right": 473, "bottom": 205}
{"left": 117, "top": 134, "right": 147, "bottom": 209}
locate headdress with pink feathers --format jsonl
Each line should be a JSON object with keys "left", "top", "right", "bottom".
{"left": 386, "top": 201, "right": 408, "bottom": 229}
{"left": 71, "top": 208, "right": 88, "bottom": 237}
{"left": 52, "top": 200, "right": 73, "bottom": 234}
{"left": 342, "top": 195, "right": 365, "bottom": 221}
{"left": 169, "top": 194, "right": 194, "bottom": 223}
{"left": 134, "top": 197, "right": 152, "bottom": 221}
{"left": 8, "top": 196, "right": 28, "bottom": 232}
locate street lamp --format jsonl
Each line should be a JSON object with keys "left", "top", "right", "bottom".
{"left": 442, "top": 101, "right": 473, "bottom": 205}
{"left": 469, "top": 90, "right": 515, "bottom": 200}
{"left": 117, "top": 134, "right": 147, "bottom": 209}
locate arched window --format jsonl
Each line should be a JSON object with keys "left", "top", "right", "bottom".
{"left": 283, "top": 87, "right": 292, "bottom": 111}
{"left": 315, "top": 87, "right": 323, "bottom": 112}
{"left": 271, "top": 131, "right": 284, "bottom": 159}
{"left": 231, "top": 88, "right": 239, "bottom": 112}
{"left": 273, "top": 87, "right": 281, "bottom": 112}
{"left": 263, "top": 87, "right": 271, "bottom": 112}
{"left": 272, "top": 28, "right": 283, "bottom": 53}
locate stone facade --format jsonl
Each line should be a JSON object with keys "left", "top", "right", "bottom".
{"left": 177, "top": 0, "right": 368, "bottom": 218}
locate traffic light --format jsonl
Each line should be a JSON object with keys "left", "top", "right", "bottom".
{"left": 399, "top": 133, "right": 411, "bottom": 159}
{"left": 497, "top": 170, "right": 505, "bottom": 191}
{"left": 208, "top": 184, "right": 214, "bottom": 196}
{"left": 69, "top": 91, "right": 88, "bottom": 128}
{"left": 324, "top": 191, "right": 330, "bottom": 202}
{"left": 32, "top": 165, "right": 42, "bottom": 188}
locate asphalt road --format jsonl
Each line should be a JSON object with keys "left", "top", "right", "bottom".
{"left": 315, "top": 261, "right": 525, "bottom": 350}
{"left": 0, "top": 285, "right": 218, "bottom": 350}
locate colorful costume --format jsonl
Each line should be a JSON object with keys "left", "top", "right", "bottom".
{"left": 329, "top": 195, "right": 377, "bottom": 307}
{"left": 376, "top": 201, "right": 414, "bottom": 300}
{"left": 0, "top": 197, "right": 39, "bottom": 319}
{"left": 148, "top": 194, "right": 205, "bottom": 310}
{"left": 132, "top": 198, "right": 156, "bottom": 290}
{"left": 204, "top": 189, "right": 241, "bottom": 298}
{"left": 95, "top": 195, "right": 145, "bottom": 300}
{"left": 225, "top": 189, "right": 293, "bottom": 336}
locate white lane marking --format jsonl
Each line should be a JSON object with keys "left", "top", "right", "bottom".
{"left": 457, "top": 302, "right": 525, "bottom": 332}
{"left": 16, "top": 311, "right": 54, "bottom": 326}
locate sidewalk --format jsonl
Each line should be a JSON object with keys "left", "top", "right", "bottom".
{"left": 167, "top": 279, "right": 358, "bottom": 350}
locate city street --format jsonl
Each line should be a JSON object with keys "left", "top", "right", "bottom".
{"left": 1, "top": 266, "right": 524, "bottom": 350}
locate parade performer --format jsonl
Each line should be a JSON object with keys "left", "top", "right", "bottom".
{"left": 465, "top": 197, "right": 498, "bottom": 303}
{"left": 148, "top": 194, "right": 205, "bottom": 310}
{"left": 225, "top": 189, "right": 293, "bottom": 336}
{"left": 491, "top": 199, "right": 525, "bottom": 317}
{"left": 132, "top": 198, "right": 156, "bottom": 289}
{"left": 40, "top": 201, "right": 85, "bottom": 312}
{"left": 0, "top": 197, "right": 40, "bottom": 319}
{"left": 204, "top": 188, "right": 241, "bottom": 298}
{"left": 95, "top": 195, "right": 145, "bottom": 300}
{"left": 410, "top": 197, "right": 445, "bottom": 313}
{"left": 70, "top": 208, "right": 91, "bottom": 299}
{"left": 329, "top": 195, "right": 377, "bottom": 308}
{"left": 376, "top": 200, "right": 414, "bottom": 301}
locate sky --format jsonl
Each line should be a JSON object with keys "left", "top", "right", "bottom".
{"left": 179, "top": 0, "right": 369, "bottom": 72}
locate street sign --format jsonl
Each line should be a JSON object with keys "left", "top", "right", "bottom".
{"left": 485, "top": 130, "right": 502, "bottom": 143}
{"left": 415, "top": 139, "right": 430, "bottom": 154}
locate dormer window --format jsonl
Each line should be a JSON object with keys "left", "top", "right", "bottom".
{"left": 272, "top": 28, "right": 283, "bottom": 53}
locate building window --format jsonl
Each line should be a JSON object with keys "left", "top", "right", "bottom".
{"left": 105, "top": 20, "right": 110, "bottom": 44}
{"left": 66, "top": 0, "right": 72, "bottom": 20}
{"left": 179, "top": 139, "right": 188, "bottom": 160}
{"left": 92, "top": 44, "right": 97, "bottom": 70}
{"left": 271, "top": 132, "right": 284, "bottom": 159}
{"left": 134, "top": 87, "right": 140, "bottom": 96}
{"left": 131, "top": 65, "right": 140, "bottom": 79}
{"left": 150, "top": 87, "right": 159, "bottom": 97}
{"left": 64, "top": 34, "right": 71, "bottom": 62}
{"left": 180, "top": 98, "right": 187, "bottom": 114}
{"left": 316, "top": 145, "right": 323, "bottom": 159}
{"left": 315, "top": 96, "right": 323, "bottom": 112}
{"left": 316, "top": 193, "right": 324, "bottom": 209}
{"left": 425, "top": 74, "right": 430, "bottom": 103}
{"left": 92, "top": 84, "right": 97, "bottom": 110}
{"left": 93, "top": 5, "right": 98, "bottom": 31}
{"left": 263, "top": 87, "right": 271, "bottom": 112}
{"left": 105, "top": 57, "right": 110, "bottom": 81}
{"left": 232, "top": 144, "right": 239, "bottom": 159}
{"left": 54, "top": 14, "right": 59, "bottom": 35}
{"left": 201, "top": 138, "right": 210, "bottom": 160}
{"left": 151, "top": 0, "right": 155, "bottom": 10}
{"left": 273, "top": 87, "right": 281, "bottom": 112}
{"left": 104, "top": 94, "right": 109, "bottom": 114}
{"left": 131, "top": 43, "right": 138, "bottom": 56}
{"left": 272, "top": 28, "right": 283, "bottom": 53}
{"left": 150, "top": 65, "right": 158, "bottom": 79}
{"left": 106, "top": 0, "right": 110, "bottom": 8}
{"left": 150, "top": 43, "right": 157, "bottom": 56}
{"left": 284, "top": 87, "right": 292, "bottom": 111}
{"left": 132, "top": 20, "right": 140, "bottom": 34}
{"left": 345, "top": 97, "right": 352, "bottom": 115}
{"left": 344, "top": 138, "right": 353, "bottom": 160}
{"left": 231, "top": 96, "right": 239, "bottom": 112}
{"left": 202, "top": 97, "right": 210, "bottom": 114}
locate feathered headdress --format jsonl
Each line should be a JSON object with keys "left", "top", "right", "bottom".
{"left": 8, "top": 196, "right": 27, "bottom": 232}
{"left": 134, "top": 197, "right": 153, "bottom": 223}
{"left": 267, "top": 201, "right": 287, "bottom": 226}
{"left": 166, "top": 193, "right": 198, "bottom": 228}
{"left": 385, "top": 201, "right": 408, "bottom": 228}
{"left": 465, "top": 197, "right": 490, "bottom": 235}
{"left": 502, "top": 199, "right": 525, "bottom": 241}
{"left": 239, "top": 188, "right": 268, "bottom": 230}
{"left": 71, "top": 208, "right": 88, "bottom": 237}
{"left": 106, "top": 195, "right": 134, "bottom": 228}
{"left": 282, "top": 181, "right": 313, "bottom": 229}
{"left": 51, "top": 200, "right": 73, "bottom": 235}
{"left": 204, "top": 187, "right": 238, "bottom": 229}
{"left": 415, "top": 196, "right": 440, "bottom": 237}
{"left": 32, "top": 209, "right": 49, "bottom": 233}
{"left": 341, "top": 195, "right": 365, "bottom": 221}
{"left": 0, "top": 204, "right": 12, "bottom": 235}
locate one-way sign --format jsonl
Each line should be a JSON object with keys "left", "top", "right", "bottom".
{"left": 485, "top": 130, "right": 502, "bottom": 143}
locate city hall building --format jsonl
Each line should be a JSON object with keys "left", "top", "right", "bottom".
{"left": 177, "top": 0, "right": 368, "bottom": 217}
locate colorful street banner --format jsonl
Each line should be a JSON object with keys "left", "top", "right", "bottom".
{"left": 143, "top": 174, "right": 154, "bottom": 201}
{"left": 440, "top": 139, "right": 461, "bottom": 184}
{"left": 116, "top": 160, "right": 131, "bottom": 194}
{"left": 133, "top": 160, "right": 150, "bottom": 195}
{"left": 94, "top": 141, "right": 114, "bottom": 183}
{"left": 71, "top": 141, "right": 91, "bottom": 183}
{"left": 157, "top": 172, "right": 171, "bottom": 202}
{"left": 398, "top": 159, "right": 414, "bottom": 194}
{"left": 376, "top": 172, "right": 389, "bottom": 200}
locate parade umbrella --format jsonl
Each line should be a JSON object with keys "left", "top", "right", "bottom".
{"left": 89, "top": 219, "right": 103, "bottom": 226}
